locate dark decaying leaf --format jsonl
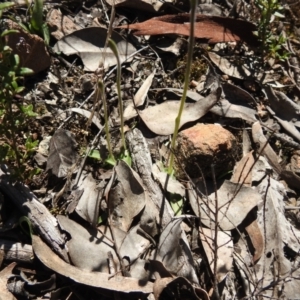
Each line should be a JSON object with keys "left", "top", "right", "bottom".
{"left": 153, "top": 277, "right": 209, "bottom": 300}
{"left": 118, "top": 14, "right": 259, "bottom": 47}
{"left": 46, "top": 129, "right": 78, "bottom": 178}
{"left": 7, "top": 273, "right": 56, "bottom": 298}
{"left": 0, "top": 262, "right": 17, "bottom": 300}
{"left": 32, "top": 235, "right": 154, "bottom": 294}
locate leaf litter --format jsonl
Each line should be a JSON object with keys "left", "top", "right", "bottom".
{"left": 1, "top": 0, "right": 300, "bottom": 299}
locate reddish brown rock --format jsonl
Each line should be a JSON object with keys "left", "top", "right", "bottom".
{"left": 5, "top": 20, "right": 51, "bottom": 74}
{"left": 176, "top": 123, "right": 238, "bottom": 178}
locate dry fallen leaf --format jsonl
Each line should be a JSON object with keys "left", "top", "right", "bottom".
{"left": 208, "top": 52, "right": 252, "bottom": 79}
{"left": 57, "top": 215, "right": 117, "bottom": 272}
{"left": 199, "top": 228, "right": 233, "bottom": 282}
{"left": 0, "top": 262, "right": 17, "bottom": 300}
{"left": 252, "top": 122, "right": 282, "bottom": 174}
{"left": 153, "top": 277, "right": 209, "bottom": 300}
{"left": 139, "top": 88, "right": 221, "bottom": 135}
{"left": 188, "top": 180, "right": 261, "bottom": 230}
{"left": 255, "top": 176, "right": 300, "bottom": 298}
{"left": 118, "top": 14, "right": 259, "bottom": 47}
{"left": 32, "top": 235, "right": 153, "bottom": 294}
{"left": 124, "top": 71, "right": 155, "bottom": 121}
{"left": 106, "top": 0, "right": 173, "bottom": 12}
{"left": 54, "top": 27, "right": 136, "bottom": 71}
{"left": 210, "top": 99, "right": 257, "bottom": 123}
{"left": 155, "top": 218, "right": 198, "bottom": 283}
{"left": 231, "top": 151, "right": 255, "bottom": 186}
{"left": 108, "top": 160, "right": 146, "bottom": 232}
{"left": 46, "top": 129, "right": 78, "bottom": 178}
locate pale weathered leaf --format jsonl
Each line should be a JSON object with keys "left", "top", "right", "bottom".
{"left": 139, "top": 88, "right": 221, "bottom": 135}
{"left": 108, "top": 160, "right": 146, "bottom": 232}
{"left": 199, "top": 228, "right": 233, "bottom": 282}
{"left": 54, "top": 27, "right": 136, "bottom": 71}
{"left": 106, "top": 0, "right": 173, "bottom": 12}
{"left": 254, "top": 176, "right": 300, "bottom": 298}
{"left": 188, "top": 180, "right": 261, "bottom": 230}
{"left": 155, "top": 218, "right": 198, "bottom": 283}
{"left": 32, "top": 235, "right": 153, "bottom": 293}
{"left": 231, "top": 151, "right": 255, "bottom": 186}
{"left": 57, "top": 215, "right": 117, "bottom": 273}
{"left": 152, "top": 162, "right": 185, "bottom": 196}
{"left": 208, "top": 52, "right": 251, "bottom": 79}
{"left": 124, "top": 71, "right": 155, "bottom": 121}
{"left": 210, "top": 99, "right": 257, "bottom": 123}
{"left": 74, "top": 173, "right": 101, "bottom": 226}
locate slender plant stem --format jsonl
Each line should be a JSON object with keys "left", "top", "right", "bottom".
{"left": 168, "top": 0, "right": 198, "bottom": 174}
{"left": 99, "top": 80, "right": 115, "bottom": 162}
{"left": 108, "top": 39, "right": 126, "bottom": 151}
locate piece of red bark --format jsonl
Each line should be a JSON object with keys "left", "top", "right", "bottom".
{"left": 117, "top": 14, "right": 259, "bottom": 47}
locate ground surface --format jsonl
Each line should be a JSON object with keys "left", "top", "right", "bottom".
{"left": 1, "top": 0, "right": 300, "bottom": 299}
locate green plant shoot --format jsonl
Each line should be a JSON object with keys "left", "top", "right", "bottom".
{"left": 98, "top": 80, "right": 116, "bottom": 165}
{"left": 108, "top": 38, "right": 131, "bottom": 166}
{"left": 168, "top": 0, "right": 198, "bottom": 174}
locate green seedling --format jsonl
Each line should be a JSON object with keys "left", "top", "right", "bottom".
{"left": 107, "top": 38, "right": 131, "bottom": 166}
{"left": 0, "top": 17, "right": 41, "bottom": 181}
{"left": 168, "top": 0, "right": 198, "bottom": 174}
{"left": 97, "top": 80, "right": 116, "bottom": 165}
{"left": 255, "top": 0, "right": 289, "bottom": 62}
{"left": 0, "top": 2, "right": 15, "bottom": 16}
{"left": 88, "top": 149, "right": 102, "bottom": 160}
{"left": 27, "top": 0, "right": 49, "bottom": 44}
{"left": 169, "top": 193, "right": 184, "bottom": 216}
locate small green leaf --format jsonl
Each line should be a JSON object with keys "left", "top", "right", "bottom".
{"left": 30, "top": 0, "right": 44, "bottom": 32}
{"left": 15, "top": 86, "right": 25, "bottom": 93}
{"left": 1, "top": 29, "right": 19, "bottom": 37}
{"left": 19, "top": 67, "right": 34, "bottom": 76}
{"left": 21, "top": 104, "right": 38, "bottom": 117}
{"left": 42, "top": 23, "right": 50, "bottom": 45}
{"left": 0, "top": 2, "right": 15, "bottom": 10}
{"left": 25, "top": 137, "right": 39, "bottom": 151}
{"left": 105, "top": 156, "right": 117, "bottom": 166}
{"left": 88, "top": 149, "right": 101, "bottom": 160}
{"left": 120, "top": 149, "right": 132, "bottom": 166}
{"left": 19, "top": 216, "right": 33, "bottom": 238}
{"left": 170, "top": 196, "right": 183, "bottom": 216}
